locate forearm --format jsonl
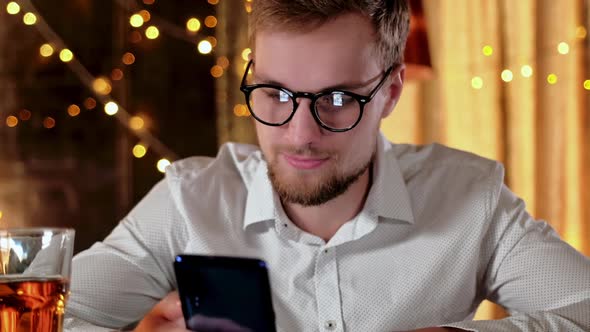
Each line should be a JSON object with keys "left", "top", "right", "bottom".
{"left": 442, "top": 300, "right": 590, "bottom": 332}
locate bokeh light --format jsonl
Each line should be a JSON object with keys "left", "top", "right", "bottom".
{"left": 59, "top": 49, "right": 74, "bottom": 62}
{"left": 198, "top": 40, "right": 213, "bottom": 54}
{"left": 39, "top": 43, "right": 54, "bottom": 57}
{"left": 186, "top": 18, "right": 201, "bottom": 32}
{"left": 104, "top": 101, "right": 119, "bottom": 116}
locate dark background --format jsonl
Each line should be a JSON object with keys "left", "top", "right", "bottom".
{"left": 0, "top": 0, "right": 219, "bottom": 252}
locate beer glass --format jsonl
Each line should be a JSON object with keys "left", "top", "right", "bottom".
{"left": 0, "top": 228, "right": 75, "bottom": 332}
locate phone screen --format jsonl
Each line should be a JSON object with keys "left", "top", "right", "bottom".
{"left": 174, "top": 255, "right": 276, "bottom": 332}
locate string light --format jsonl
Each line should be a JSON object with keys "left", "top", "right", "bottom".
{"left": 482, "top": 45, "right": 493, "bottom": 56}
{"left": 143, "top": 0, "right": 155, "bottom": 4}
{"left": 217, "top": 56, "right": 230, "bottom": 69}
{"left": 205, "top": 36, "right": 217, "bottom": 47}
{"left": 583, "top": 80, "right": 590, "bottom": 91}
{"left": 204, "top": 16, "right": 217, "bottom": 28}
{"left": 145, "top": 26, "right": 160, "bottom": 39}
{"left": 576, "top": 26, "right": 587, "bottom": 39}
{"left": 471, "top": 76, "right": 483, "bottom": 89}
{"left": 157, "top": 159, "right": 171, "bottom": 173}
{"left": 84, "top": 97, "right": 97, "bottom": 110}
{"left": 67, "top": 104, "right": 81, "bottom": 117}
{"left": 104, "top": 101, "right": 119, "bottom": 116}
{"left": 197, "top": 40, "right": 213, "bottom": 54}
{"left": 130, "top": 14, "right": 144, "bottom": 28}
{"left": 43, "top": 116, "right": 56, "bottom": 129}
{"left": 122, "top": 52, "right": 136, "bottom": 65}
{"left": 521, "top": 65, "right": 533, "bottom": 78}
{"left": 19, "top": 109, "right": 31, "bottom": 120}
{"left": 130, "top": 31, "right": 143, "bottom": 43}
{"left": 547, "top": 74, "right": 558, "bottom": 85}
{"left": 23, "top": 12, "right": 37, "bottom": 25}
{"left": 139, "top": 10, "right": 151, "bottom": 22}
{"left": 39, "top": 43, "right": 54, "bottom": 57}
{"left": 129, "top": 116, "right": 145, "bottom": 130}
{"left": 0, "top": 210, "right": 3, "bottom": 220}
{"left": 557, "top": 42, "right": 570, "bottom": 55}
{"left": 241, "top": 48, "right": 251, "bottom": 61}
{"left": 245, "top": 1, "right": 253, "bottom": 13}
{"left": 6, "top": 2, "right": 20, "bottom": 15}
{"left": 211, "top": 65, "right": 223, "bottom": 78}
{"left": 133, "top": 144, "right": 147, "bottom": 158}
{"left": 186, "top": 18, "right": 201, "bottom": 32}
{"left": 6, "top": 116, "right": 18, "bottom": 127}
{"left": 233, "top": 104, "right": 250, "bottom": 117}
{"left": 92, "top": 77, "right": 112, "bottom": 95}
{"left": 208, "top": 0, "right": 219, "bottom": 4}
{"left": 501, "top": 69, "right": 513, "bottom": 82}
{"left": 59, "top": 49, "right": 74, "bottom": 62}
{"left": 111, "top": 68, "right": 124, "bottom": 81}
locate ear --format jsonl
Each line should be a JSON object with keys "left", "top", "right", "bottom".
{"left": 380, "top": 64, "right": 406, "bottom": 119}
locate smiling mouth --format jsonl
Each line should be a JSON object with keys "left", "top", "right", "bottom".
{"left": 281, "top": 153, "right": 330, "bottom": 170}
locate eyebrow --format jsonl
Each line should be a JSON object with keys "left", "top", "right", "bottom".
{"left": 253, "top": 75, "right": 374, "bottom": 93}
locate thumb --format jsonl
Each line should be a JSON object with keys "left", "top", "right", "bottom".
{"left": 156, "top": 291, "right": 184, "bottom": 321}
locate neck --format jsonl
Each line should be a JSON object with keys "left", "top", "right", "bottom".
{"left": 282, "top": 167, "right": 372, "bottom": 242}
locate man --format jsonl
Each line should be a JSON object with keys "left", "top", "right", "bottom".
{"left": 65, "top": 1, "right": 590, "bottom": 331}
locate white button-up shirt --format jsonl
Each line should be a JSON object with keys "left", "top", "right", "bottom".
{"left": 65, "top": 134, "right": 590, "bottom": 331}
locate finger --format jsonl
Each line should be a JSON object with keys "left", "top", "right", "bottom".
{"left": 154, "top": 291, "right": 184, "bottom": 322}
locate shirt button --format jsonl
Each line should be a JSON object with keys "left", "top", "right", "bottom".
{"left": 324, "top": 320, "right": 337, "bottom": 330}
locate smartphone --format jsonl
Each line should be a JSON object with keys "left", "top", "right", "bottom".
{"left": 173, "top": 254, "right": 277, "bottom": 332}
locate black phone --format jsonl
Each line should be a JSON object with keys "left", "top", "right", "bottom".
{"left": 173, "top": 254, "right": 277, "bottom": 332}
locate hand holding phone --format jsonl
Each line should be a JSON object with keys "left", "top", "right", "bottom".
{"left": 174, "top": 255, "right": 277, "bottom": 332}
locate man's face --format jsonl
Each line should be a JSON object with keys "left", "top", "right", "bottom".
{"left": 253, "top": 13, "right": 402, "bottom": 206}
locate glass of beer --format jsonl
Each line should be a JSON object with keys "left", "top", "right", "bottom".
{"left": 0, "top": 228, "right": 75, "bottom": 332}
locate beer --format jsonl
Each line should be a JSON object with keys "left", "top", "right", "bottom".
{"left": 0, "top": 278, "right": 68, "bottom": 332}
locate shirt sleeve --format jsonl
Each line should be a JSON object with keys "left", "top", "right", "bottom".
{"left": 443, "top": 185, "right": 590, "bottom": 331}
{"left": 64, "top": 179, "right": 188, "bottom": 330}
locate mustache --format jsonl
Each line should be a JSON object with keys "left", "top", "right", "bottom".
{"left": 273, "top": 144, "right": 334, "bottom": 158}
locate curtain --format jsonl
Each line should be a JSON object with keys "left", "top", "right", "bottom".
{"left": 382, "top": 0, "right": 590, "bottom": 319}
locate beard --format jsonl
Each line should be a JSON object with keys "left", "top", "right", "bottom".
{"left": 266, "top": 144, "right": 373, "bottom": 206}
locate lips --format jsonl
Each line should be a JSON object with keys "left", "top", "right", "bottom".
{"left": 282, "top": 153, "right": 329, "bottom": 170}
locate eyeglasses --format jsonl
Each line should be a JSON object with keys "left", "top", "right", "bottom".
{"left": 239, "top": 60, "right": 395, "bottom": 132}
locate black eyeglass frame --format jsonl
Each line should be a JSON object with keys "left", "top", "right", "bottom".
{"left": 239, "top": 60, "right": 395, "bottom": 132}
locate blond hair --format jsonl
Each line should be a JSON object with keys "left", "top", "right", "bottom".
{"left": 249, "top": 0, "right": 410, "bottom": 67}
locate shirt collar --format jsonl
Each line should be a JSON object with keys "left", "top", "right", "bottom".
{"left": 242, "top": 133, "right": 415, "bottom": 229}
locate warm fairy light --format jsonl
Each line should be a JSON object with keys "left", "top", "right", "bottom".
{"left": 23, "top": 12, "right": 37, "bottom": 25}
{"left": 583, "top": 80, "right": 590, "bottom": 91}
{"left": 198, "top": 40, "right": 213, "bottom": 54}
{"left": 204, "top": 16, "right": 217, "bottom": 28}
{"left": 547, "top": 74, "right": 558, "bottom": 85}
{"left": 521, "top": 65, "right": 533, "bottom": 78}
{"left": 217, "top": 56, "right": 230, "bottom": 69}
{"left": 67, "top": 104, "right": 81, "bottom": 117}
{"left": 59, "top": 49, "right": 74, "bottom": 62}
{"left": 208, "top": 0, "right": 219, "bottom": 4}
{"left": 557, "top": 42, "right": 570, "bottom": 55}
{"left": 205, "top": 36, "right": 217, "bottom": 47}
{"left": 139, "top": 10, "right": 151, "bottom": 22}
{"left": 84, "top": 97, "right": 97, "bottom": 110}
{"left": 0, "top": 210, "right": 3, "bottom": 220}
{"left": 501, "top": 69, "right": 513, "bottom": 82}
{"left": 471, "top": 76, "right": 483, "bottom": 89}
{"left": 111, "top": 68, "right": 124, "bottom": 81}
{"left": 157, "top": 159, "right": 171, "bottom": 173}
{"left": 245, "top": 2, "right": 252, "bottom": 13}
{"left": 39, "top": 43, "right": 54, "bottom": 57}
{"left": 145, "top": 26, "right": 159, "bottom": 39}
{"left": 19, "top": 109, "right": 31, "bottom": 120}
{"left": 186, "top": 18, "right": 201, "bottom": 32}
{"left": 130, "top": 14, "right": 144, "bottom": 28}
{"left": 6, "top": 2, "right": 20, "bottom": 15}
{"left": 104, "top": 101, "right": 119, "bottom": 115}
{"left": 6, "top": 116, "right": 18, "bottom": 127}
{"left": 130, "top": 31, "right": 143, "bottom": 43}
{"left": 122, "top": 52, "right": 136, "bottom": 65}
{"left": 211, "top": 65, "right": 223, "bottom": 78}
{"left": 143, "top": 0, "right": 155, "bottom": 4}
{"left": 43, "top": 117, "right": 56, "bottom": 129}
{"left": 92, "top": 77, "right": 112, "bottom": 95}
{"left": 129, "top": 116, "right": 144, "bottom": 130}
{"left": 482, "top": 45, "right": 493, "bottom": 56}
{"left": 132, "top": 144, "right": 147, "bottom": 158}
{"left": 233, "top": 104, "right": 249, "bottom": 117}
{"left": 241, "top": 48, "right": 252, "bottom": 61}
{"left": 576, "top": 26, "right": 588, "bottom": 39}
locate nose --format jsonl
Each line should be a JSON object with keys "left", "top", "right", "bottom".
{"left": 284, "top": 98, "right": 323, "bottom": 146}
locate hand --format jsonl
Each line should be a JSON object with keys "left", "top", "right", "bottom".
{"left": 134, "top": 291, "right": 189, "bottom": 332}
{"left": 401, "top": 328, "right": 466, "bottom": 332}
